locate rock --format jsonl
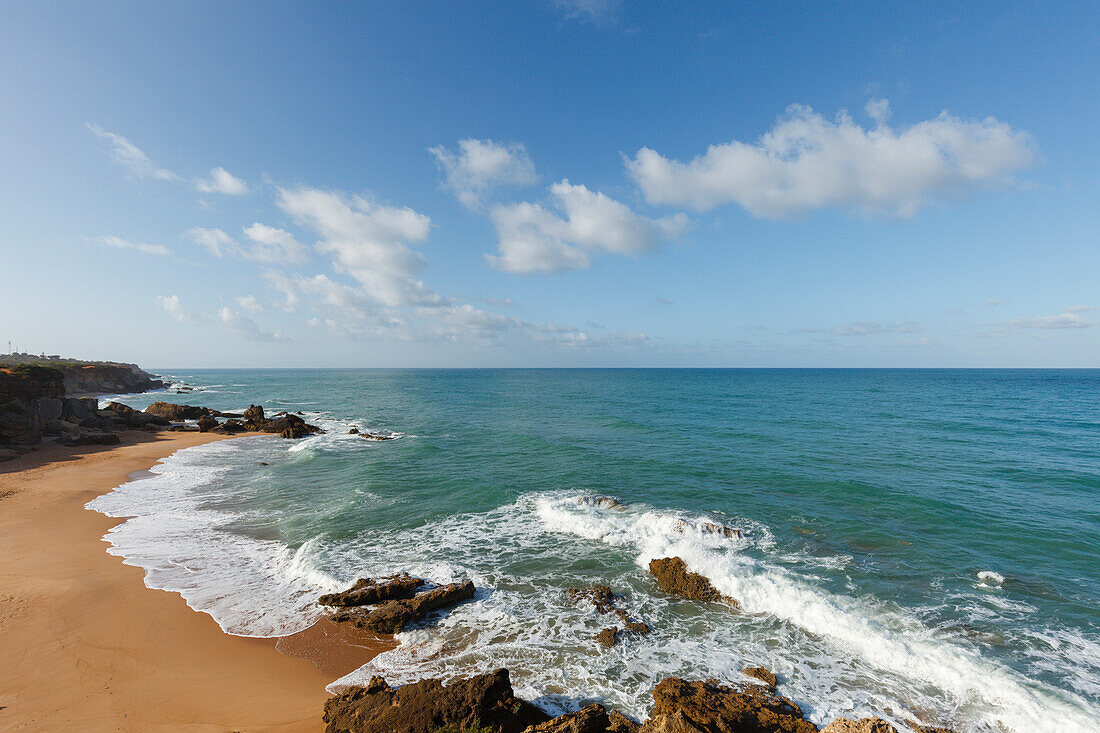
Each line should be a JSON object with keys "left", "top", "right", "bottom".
{"left": 360, "top": 432, "right": 396, "bottom": 441}
{"left": 821, "top": 719, "right": 896, "bottom": 733}
{"left": 103, "top": 401, "right": 136, "bottom": 414}
{"left": 595, "top": 627, "right": 619, "bottom": 647}
{"left": 242, "top": 409, "right": 321, "bottom": 439}
{"left": 523, "top": 703, "right": 612, "bottom": 733}
{"left": 641, "top": 678, "right": 817, "bottom": 733}
{"left": 648, "top": 557, "right": 738, "bottom": 607}
{"left": 243, "top": 404, "right": 265, "bottom": 423}
{"left": 197, "top": 414, "right": 218, "bottom": 432}
{"left": 35, "top": 397, "right": 63, "bottom": 423}
{"left": 57, "top": 432, "right": 121, "bottom": 446}
{"left": 348, "top": 427, "right": 359, "bottom": 434}
{"left": 576, "top": 495, "right": 625, "bottom": 510}
{"left": 912, "top": 726, "right": 954, "bottom": 733}
{"left": 330, "top": 581, "right": 476, "bottom": 634}
{"left": 0, "top": 448, "right": 19, "bottom": 462}
{"left": 211, "top": 419, "right": 246, "bottom": 434}
{"left": 609, "top": 711, "right": 641, "bottom": 733}
{"left": 319, "top": 573, "right": 425, "bottom": 607}
{"left": 323, "top": 668, "right": 548, "bottom": 733}
{"left": 672, "top": 519, "right": 743, "bottom": 539}
{"left": 144, "top": 401, "right": 211, "bottom": 421}
{"left": 743, "top": 666, "right": 778, "bottom": 687}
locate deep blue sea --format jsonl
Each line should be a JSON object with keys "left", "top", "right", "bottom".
{"left": 89, "top": 369, "right": 1100, "bottom": 732}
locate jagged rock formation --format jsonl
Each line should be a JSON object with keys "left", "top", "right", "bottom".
{"left": 648, "top": 557, "right": 739, "bottom": 608}
{"left": 323, "top": 669, "right": 549, "bottom": 733}
{"left": 672, "top": 518, "right": 743, "bottom": 539}
{"left": 240, "top": 404, "right": 321, "bottom": 438}
{"left": 319, "top": 573, "right": 425, "bottom": 607}
{"left": 523, "top": 704, "right": 616, "bottom": 732}
{"left": 642, "top": 677, "right": 818, "bottom": 733}
{"left": 566, "top": 585, "right": 650, "bottom": 648}
{"left": 742, "top": 666, "right": 778, "bottom": 687}
{"left": 330, "top": 581, "right": 476, "bottom": 634}
{"left": 576, "top": 495, "right": 625, "bottom": 510}
{"left": 145, "top": 402, "right": 320, "bottom": 439}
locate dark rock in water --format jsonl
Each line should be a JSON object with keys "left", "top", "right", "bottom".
{"left": 672, "top": 518, "right": 743, "bottom": 539}
{"left": 211, "top": 419, "right": 246, "bottom": 435}
{"left": 359, "top": 432, "right": 396, "bottom": 441}
{"left": 523, "top": 703, "right": 612, "bottom": 732}
{"left": 567, "top": 585, "right": 618, "bottom": 614}
{"left": 145, "top": 401, "right": 212, "bottom": 421}
{"left": 197, "top": 414, "right": 218, "bottom": 432}
{"left": 821, "top": 719, "right": 896, "bottom": 733}
{"left": 576, "top": 495, "right": 625, "bottom": 510}
{"left": 348, "top": 427, "right": 359, "bottom": 434}
{"left": 319, "top": 573, "right": 424, "bottom": 607}
{"left": 742, "top": 666, "right": 778, "bottom": 687}
{"left": 258, "top": 461, "right": 268, "bottom": 465}
{"left": 567, "top": 585, "right": 650, "bottom": 645}
{"left": 57, "top": 432, "right": 121, "bottom": 446}
{"left": 595, "top": 626, "right": 619, "bottom": 647}
{"left": 912, "top": 726, "right": 954, "bottom": 733}
{"left": 240, "top": 407, "right": 321, "bottom": 439}
{"left": 243, "top": 404, "right": 265, "bottom": 423}
{"left": 330, "top": 581, "right": 475, "bottom": 634}
{"left": 648, "top": 557, "right": 738, "bottom": 608}
{"left": 323, "top": 668, "right": 548, "bottom": 733}
{"left": 642, "top": 677, "right": 817, "bottom": 733}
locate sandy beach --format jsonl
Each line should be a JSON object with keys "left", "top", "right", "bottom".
{"left": 0, "top": 430, "right": 392, "bottom": 732}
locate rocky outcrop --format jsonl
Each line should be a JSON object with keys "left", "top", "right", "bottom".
{"left": 742, "top": 667, "right": 778, "bottom": 687}
{"left": 241, "top": 404, "right": 322, "bottom": 439}
{"left": 567, "top": 585, "right": 650, "bottom": 647}
{"left": 648, "top": 557, "right": 738, "bottom": 608}
{"left": 57, "top": 431, "right": 121, "bottom": 446}
{"left": 197, "top": 414, "right": 218, "bottom": 432}
{"left": 323, "top": 669, "right": 549, "bottom": 733}
{"left": 320, "top": 573, "right": 425, "bottom": 607}
{"left": 330, "top": 581, "right": 476, "bottom": 634}
{"left": 821, "top": 719, "right": 896, "bottom": 733}
{"left": 523, "top": 704, "right": 613, "bottom": 733}
{"left": 641, "top": 678, "right": 818, "bottom": 733}
{"left": 145, "top": 402, "right": 215, "bottom": 421}
{"left": 672, "top": 519, "right": 743, "bottom": 539}
{"left": 576, "top": 495, "right": 625, "bottom": 510}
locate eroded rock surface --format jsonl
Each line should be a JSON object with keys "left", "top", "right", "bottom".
{"left": 319, "top": 573, "right": 425, "bottom": 607}
{"left": 330, "top": 581, "right": 475, "bottom": 634}
{"left": 742, "top": 666, "right": 778, "bottom": 687}
{"left": 567, "top": 585, "right": 650, "bottom": 646}
{"left": 523, "top": 703, "right": 612, "bottom": 733}
{"left": 641, "top": 677, "right": 817, "bottom": 733}
{"left": 323, "top": 669, "right": 549, "bottom": 733}
{"left": 648, "top": 557, "right": 738, "bottom": 607}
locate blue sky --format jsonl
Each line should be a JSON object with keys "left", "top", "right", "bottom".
{"left": 2, "top": 1, "right": 1097, "bottom": 367}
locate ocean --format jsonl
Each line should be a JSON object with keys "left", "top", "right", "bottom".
{"left": 87, "top": 369, "right": 1100, "bottom": 732}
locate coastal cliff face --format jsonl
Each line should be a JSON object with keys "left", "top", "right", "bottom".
{"left": 0, "top": 359, "right": 166, "bottom": 450}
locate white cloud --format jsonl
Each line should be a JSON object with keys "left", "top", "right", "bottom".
{"left": 242, "top": 223, "right": 309, "bottom": 264}
{"left": 195, "top": 167, "right": 249, "bottom": 195}
{"left": 236, "top": 295, "right": 264, "bottom": 313}
{"left": 88, "top": 235, "right": 171, "bottom": 257}
{"left": 157, "top": 295, "right": 199, "bottom": 322}
{"left": 263, "top": 271, "right": 300, "bottom": 312}
{"left": 217, "top": 307, "right": 284, "bottom": 342}
{"left": 470, "top": 295, "right": 518, "bottom": 308}
{"left": 798, "top": 321, "right": 923, "bottom": 336}
{"left": 429, "top": 139, "right": 537, "bottom": 208}
{"left": 188, "top": 225, "right": 309, "bottom": 265}
{"left": 488, "top": 180, "right": 689, "bottom": 274}
{"left": 276, "top": 187, "right": 441, "bottom": 306}
{"left": 553, "top": 0, "right": 620, "bottom": 26}
{"left": 625, "top": 100, "right": 1035, "bottom": 218}
{"left": 86, "top": 123, "right": 179, "bottom": 181}
{"left": 1010, "top": 308, "right": 1091, "bottom": 329}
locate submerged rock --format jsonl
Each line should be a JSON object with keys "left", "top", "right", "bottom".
{"left": 742, "top": 666, "right": 778, "bottom": 687}
{"left": 567, "top": 585, "right": 650, "bottom": 646}
{"left": 319, "top": 573, "right": 424, "bottom": 607}
{"left": 323, "top": 668, "right": 548, "bottom": 733}
{"left": 576, "top": 495, "right": 625, "bottom": 510}
{"left": 821, "top": 719, "right": 896, "bottom": 733}
{"left": 648, "top": 557, "right": 738, "bottom": 608}
{"left": 330, "top": 581, "right": 475, "bottom": 633}
{"left": 642, "top": 677, "right": 817, "bottom": 733}
{"left": 523, "top": 703, "right": 612, "bottom": 733}
{"left": 672, "top": 518, "right": 743, "bottom": 539}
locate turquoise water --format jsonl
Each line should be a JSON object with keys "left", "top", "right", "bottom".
{"left": 90, "top": 369, "right": 1100, "bottom": 732}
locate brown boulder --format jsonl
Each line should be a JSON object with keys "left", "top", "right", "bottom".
{"left": 523, "top": 704, "right": 611, "bottom": 733}
{"left": 144, "top": 401, "right": 211, "bottom": 421}
{"left": 323, "top": 669, "right": 549, "bottom": 733}
{"left": 913, "top": 726, "right": 954, "bottom": 733}
{"left": 197, "top": 414, "right": 218, "bottom": 432}
{"left": 609, "top": 711, "right": 641, "bottom": 733}
{"left": 648, "top": 557, "right": 738, "bottom": 608}
{"left": 243, "top": 404, "right": 265, "bottom": 423}
{"left": 641, "top": 678, "right": 817, "bottom": 733}
{"left": 742, "top": 667, "right": 777, "bottom": 687}
{"left": 821, "top": 719, "right": 896, "bottom": 733}
{"left": 319, "top": 573, "right": 425, "bottom": 607}
{"left": 567, "top": 585, "right": 650, "bottom": 644}
{"left": 330, "top": 581, "right": 475, "bottom": 634}
{"left": 595, "top": 627, "right": 619, "bottom": 647}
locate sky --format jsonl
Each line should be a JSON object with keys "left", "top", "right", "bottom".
{"left": 1, "top": 1, "right": 1098, "bottom": 368}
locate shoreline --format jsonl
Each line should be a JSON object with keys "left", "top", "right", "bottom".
{"left": 0, "top": 430, "right": 394, "bottom": 731}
